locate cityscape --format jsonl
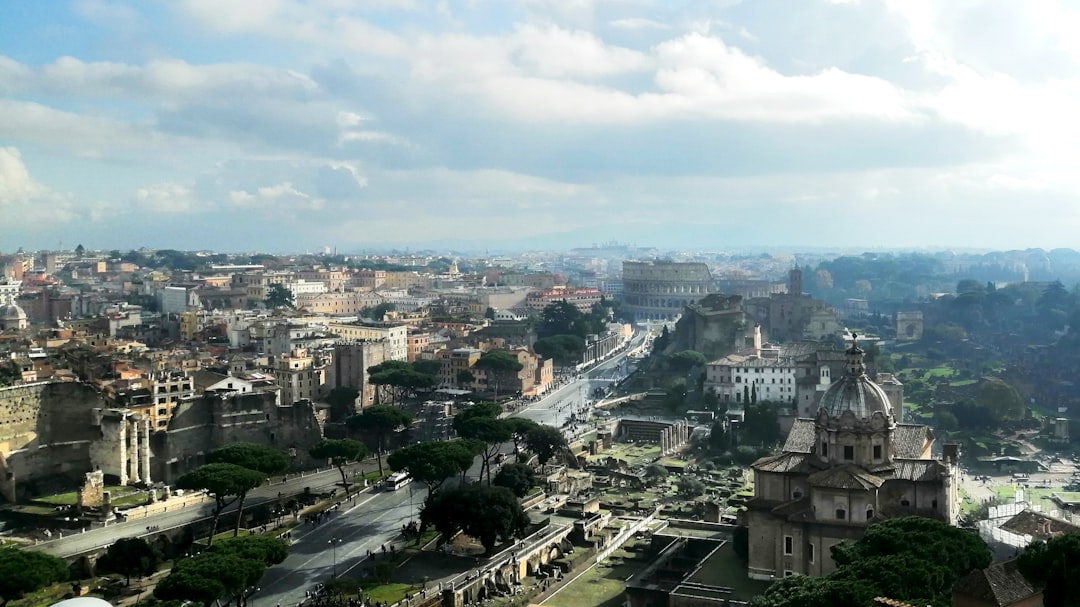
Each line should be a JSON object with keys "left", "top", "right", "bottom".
{"left": 4, "top": 2, "right": 1080, "bottom": 607}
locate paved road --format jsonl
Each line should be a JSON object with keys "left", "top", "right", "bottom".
{"left": 31, "top": 465, "right": 373, "bottom": 558}
{"left": 252, "top": 485, "right": 420, "bottom": 607}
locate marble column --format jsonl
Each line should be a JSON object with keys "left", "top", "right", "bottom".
{"left": 140, "top": 419, "right": 152, "bottom": 484}
{"left": 128, "top": 418, "right": 141, "bottom": 484}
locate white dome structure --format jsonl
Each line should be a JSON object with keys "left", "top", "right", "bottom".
{"left": 50, "top": 598, "right": 113, "bottom": 607}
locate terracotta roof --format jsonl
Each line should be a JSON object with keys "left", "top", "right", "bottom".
{"left": 951, "top": 560, "right": 1040, "bottom": 607}
{"left": 999, "top": 509, "right": 1080, "bottom": 541}
{"left": 752, "top": 452, "right": 813, "bottom": 473}
{"left": 893, "top": 424, "right": 931, "bottom": 459}
{"left": 890, "top": 459, "right": 942, "bottom": 482}
{"left": 807, "top": 465, "right": 884, "bottom": 490}
{"left": 782, "top": 418, "right": 817, "bottom": 453}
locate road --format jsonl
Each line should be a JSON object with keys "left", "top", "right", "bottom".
{"left": 252, "top": 485, "right": 421, "bottom": 607}
{"left": 35, "top": 330, "right": 648, "bottom": 605}
{"left": 253, "top": 331, "right": 648, "bottom": 607}
{"left": 31, "top": 465, "right": 372, "bottom": 558}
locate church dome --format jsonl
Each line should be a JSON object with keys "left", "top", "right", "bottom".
{"left": 820, "top": 335, "right": 893, "bottom": 420}
{"left": 0, "top": 302, "right": 26, "bottom": 322}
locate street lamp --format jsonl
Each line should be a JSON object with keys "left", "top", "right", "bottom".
{"left": 329, "top": 537, "right": 343, "bottom": 577}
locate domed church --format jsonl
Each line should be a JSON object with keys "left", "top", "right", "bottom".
{"left": 744, "top": 335, "right": 960, "bottom": 580}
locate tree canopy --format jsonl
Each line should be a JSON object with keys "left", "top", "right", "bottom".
{"left": 524, "top": 424, "right": 567, "bottom": 465}
{"left": 206, "top": 443, "right": 291, "bottom": 475}
{"left": 752, "top": 517, "right": 991, "bottom": 607}
{"left": 309, "top": 438, "right": 369, "bottom": 494}
{"left": 421, "top": 485, "right": 529, "bottom": 554}
{"left": 474, "top": 351, "right": 524, "bottom": 398}
{"left": 264, "top": 283, "right": 294, "bottom": 309}
{"left": 96, "top": 537, "right": 159, "bottom": 586}
{"left": 326, "top": 385, "right": 360, "bottom": 422}
{"left": 388, "top": 441, "right": 476, "bottom": 496}
{"left": 1017, "top": 533, "right": 1080, "bottom": 607}
{"left": 156, "top": 536, "right": 288, "bottom": 607}
{"left": 347, "top": 404, "right": 413, "bottom": 475}
{"left": 366, "top": 360, "right": 438, "bottom": 404}
{"left": 537, "top": 299, "right": 611, "bottom": 339}
{"left": 176, "top": 463, "right": 267, "bottom": 545}
{"left": 532, "top": 334, "right": 586, "bottom": 365}
{"left": 493, "top": 463, "right": 536, "bottom": 497}
{"left": 668, "top": 350, "right": 706, "bottom": 372}
{"left": 0, "top": 547, "right": 68, "bottom": 606}
{"left": 454, "top": 416, "right": 512, "bottom": 484}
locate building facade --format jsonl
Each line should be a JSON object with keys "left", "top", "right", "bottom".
{"left": 744, "top": 339, "right": 959, "bottom": 580}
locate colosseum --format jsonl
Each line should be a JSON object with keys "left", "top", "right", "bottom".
{"left": 622, "top": 260, "right": 716, "bottom": 321}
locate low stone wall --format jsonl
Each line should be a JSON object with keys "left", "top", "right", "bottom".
{"left": 118, "top": 493, "right": 212, "bottom": 521}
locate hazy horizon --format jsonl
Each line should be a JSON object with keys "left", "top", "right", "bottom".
{"left": 3, "top": 1, "right": 1080, "bottom": 251}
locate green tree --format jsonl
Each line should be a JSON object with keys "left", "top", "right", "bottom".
{"left": 504, "top": 417, "right": 539, "bottom": 454}
{"left": 484, "top": 307, "right": 496, "bottom": 320}
{"left": 978, "top": 378, "right": 1025, "bottom": 422}
{"left": 537, "top": 301, "right": 583, "bottom": 339}
{"left": 346, "top": 405, "right": 413, "bottom": 476}
{"left": 741, "top": 402, "right": 782, "bottom": 446}
{"left": 421, "top": 485, "right": 529, "bottom": 555}
{"left": 0, "top": 547, "right": 68, "bottom": 606}
{"left": 668, "top": 350, "right": 706, "bottom": 372}
{"left": 97, "top": 537, "right": 159, "bottom": 586}
{"left": 264, "top": 283, "right": 294, "bottom": 309}
{"left": 533, "top": 335, "right": 587, "bottom": 366}
{"left": 176, "top": 463, "right": 267, "bottom": 546}
{"left": 474, "top": 351, "right": 524, "bottom": 399}
{"left": 326, "top": 386, "right": 360, "bottom": 421}
{"left": 677, "top": 476, "right": 706, "bottom": 498}
{"left": 644, "top": 463, "right": 667, "bottom": 485}
{"left": 207, "top": 443, "right": 290, "bottom": 475}
{"left": 709, "top": 420, "right": 730, "bottom": 452}
{"left": 831, "top": 516, "right": 991, "bottom": 605}
{"left": 368, "top": 302, "right": 396, "bottom": 321}
{"left": 524, "top": 424, "right": 567, "bottom": 466}
{"left": 1017, "top": 534, "right": 1080, "bottom": 607}
{"left": 388, "top": 441, "right": 475, "bottom": 497}
{"left": 456, "top": 369, "right": 475, "bottom": 389}
{"left": 454, "top": 416, "right": 512, "bottom": 484}
{"left": 154, "top": 552, "right": 262, "bottom": 607}
{"left": 411, "top": 359, "right": 442, "bottom": 377}
{"left": 493, "top": 462, "right": 536, "bottom": 497}
{"left": 750, "top": 575, "right": 871, "bottom": 607}
{"left": 209, "top": 535, "right": 289, "bottom": 568}
{"left": 309, "top": 439, "right": 369, "bottom": 495}
{"left": 206, "top": 443, "right": 289, "bottom": 536}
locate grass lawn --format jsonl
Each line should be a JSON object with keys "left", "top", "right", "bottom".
{"left": 545, "top": 552, "right": 640, "bottom": 607}
{"left": 993, "top": 485, "right": 1065, "bottom": 515}
{"left": 360, "top": 582, "right": 421, "bottom": 604}
{"left": 34, "top": 486, "right": 136, "bottom": 506}
{"left": 7, "top": 579, "right": 81, "bottom": 607}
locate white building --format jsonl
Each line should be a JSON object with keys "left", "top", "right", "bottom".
{"left": 706, "top": 353, "right": 798, "bottom": 405}
{"left": 286, "top": 279, "right": 328, "bottom": 298}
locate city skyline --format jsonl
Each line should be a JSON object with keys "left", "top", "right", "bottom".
{"left": 3, "top": 1, "right": 1080, "bottom": 251}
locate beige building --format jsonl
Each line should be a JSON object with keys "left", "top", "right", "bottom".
{"left": 297, "top": 290, "right": 383, "bottom": 316}
{"left": 271, "top": 348, "right": 327, "bottom": 405}
{"left": 327, "top": 322, "right": 408, "bottom": 361}
{"left": 745, "top": 339, "right": 959, "bottom": 580}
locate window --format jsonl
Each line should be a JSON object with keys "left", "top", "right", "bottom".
{"left": 784, "top": 536, "right": 793, "bottom": 555}
{"left": 836, "top": 508, "right": 846, "bottom": 520}
{"left": 843, "top": 445, "right": 854, "bottom": 460}
{"left": 808, "top": 543, "right": 815, "bottom": 563}
{"left": 157, "top": 408, "right": 167, "bottom": 415}
{"left": 873, "top": 445, "right": 882, "bottom": 459}
{"left": 784, "top": 570, "right": 795, "bottom": 578}
{"left": 900, "top": 499, "right": 910, "bottom": 507}
{"left": 793, "top": 489, "right": 803, "bottom": 500}
{"left": 932, "top": 499, "right": 938, "bottom": 509}
{"left": 866, "top": 507, "right": 874, "bottom": 520}
{"left": 821, "top": 442, "right": 829, "bottom": 457}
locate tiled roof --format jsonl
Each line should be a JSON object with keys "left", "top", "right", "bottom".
{"left": 893, "top": 424, "right": 931, "bottom": 459}
{"left": 807, "top": 465, "right": 884, "bottom": 490}
{"left": 1000, "top": 509, "right": 1080, "bottom": 541}
{"left": 891, "top": 459, "right": 942, "bottom": 482}
{"left": 782, "top": 419, "right": 817, "bottom": 454}
{"left": 752, "top": 452, "right": 812, "bottom": 473}
{"left": 951, "top": 560, "right": 1040, "bottom": 607}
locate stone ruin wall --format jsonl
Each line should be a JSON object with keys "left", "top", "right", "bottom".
{"left": 0, "top": 381, "right": 105, "bottom": 501}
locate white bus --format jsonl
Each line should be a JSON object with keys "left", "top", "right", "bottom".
{"left": 384, "top": 471, "right": 412, "bottom": 491}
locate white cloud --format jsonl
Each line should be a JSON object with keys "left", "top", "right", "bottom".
{"left": 609, "top": 18, "right": 669, "bottom": 30}
{"left": 0, "top": 147, "right": 77, "bottom": 222}
{"left": 228, "top": 182, "right": 324, "bottom": 210}
{"left": 135, "top": 183, "right": 204, "bottom": 214}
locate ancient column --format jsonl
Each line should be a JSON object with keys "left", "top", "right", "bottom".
{"left": 128, "top": 417, "right": 141, "bottom": 484}
{"left": 140, "top": 419, "right": 152, "bottom": 484}
{"left": 118, "top": 420, "right": 129, "bottom": 486}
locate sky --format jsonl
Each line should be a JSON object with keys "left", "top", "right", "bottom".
{"left": 2, "top": 0, "right": 1080, "bottom": 253}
